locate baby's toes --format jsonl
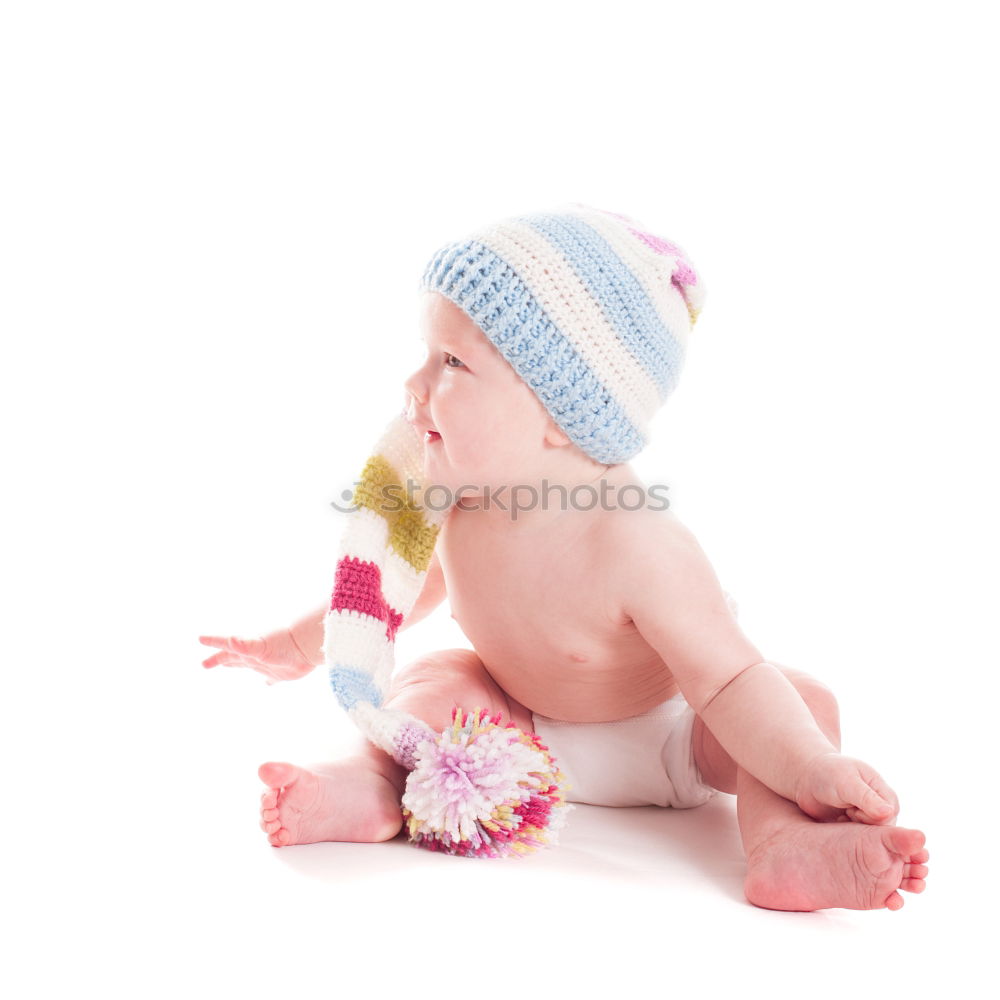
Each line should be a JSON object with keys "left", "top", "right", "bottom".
{"left": 260, "top": 792, "right": 281, "bottom": 829}
{"left": 901, "top": 861, "right": 928, "bottom": 893}
{"left": 885, "top": 890, "right": 904, "bottom": 911}
{"left": 260, "top": 791, "right": 285, "bottom": 839}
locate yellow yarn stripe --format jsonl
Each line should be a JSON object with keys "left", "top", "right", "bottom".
{"left": 352, "top": 452, "right": 439, "bottom": 574}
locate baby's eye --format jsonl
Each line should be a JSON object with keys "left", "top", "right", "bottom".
{"left": 444, "top": 353, "right": 465, "bottom": 369}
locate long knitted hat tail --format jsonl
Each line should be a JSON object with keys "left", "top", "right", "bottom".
{"left": 322, "top": 411, "right": 572, "bottom": 857}
{"left": 323, "top": 410, "right": 447, "bottom": 768}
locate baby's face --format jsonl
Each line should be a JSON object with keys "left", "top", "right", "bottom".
{"left": 404, "top": 292, "right": 566, "bottom": 497}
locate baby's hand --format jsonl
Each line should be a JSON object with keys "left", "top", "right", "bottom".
{"left": 199, "top": 629, "right": 315, "bottom": 684}
{"left": 794, "top": 752, "right": 900, "bottom": 825}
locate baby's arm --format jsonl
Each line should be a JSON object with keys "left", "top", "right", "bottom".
{"left": 201, "top": 550, "right": 448, "bottom": 680}
{"left": 621, "top": 520, "right": 894, "bottom": 820}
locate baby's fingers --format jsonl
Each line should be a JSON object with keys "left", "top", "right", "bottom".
{"left": 845, "top": 770, "right": 899, "bottom": 825}
{"left": 202, "top": 650, "right": 281, "bottom": 681}
{"left": 201, "top": 649, "right": 232, "bottom": 668}
{"left": 200, "top": 635, "right": 267, "bottom": 671}
{"left": 199, "top": 635, "right": 231, "bottom": 649}
{"left": 862, "top": 765, "right": 899, "bottom": 821}
{"left": 200, "top": 634, "right": 258, "bottom": 658}
{"left": 199, "top": 635, "right": 240, "bottom": 665}
{"left": 202, "top": 649, "right": 259, "bottom": 670}
{"left": 845, "top": 805, "right": 897, "bottom": 826}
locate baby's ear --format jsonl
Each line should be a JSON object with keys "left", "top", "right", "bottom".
{"left": 544, "top": 422, "right": 571, "bottom": 447}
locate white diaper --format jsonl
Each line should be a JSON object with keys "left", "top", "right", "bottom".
{"left": 531, "top": 692, "right": 716, "bottom": 808}
{"left": 530, "top": 590, "right": 739, "bottom": 809}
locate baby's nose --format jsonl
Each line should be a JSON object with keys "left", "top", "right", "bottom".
{"left": 403, "top": 370, "right": 427, "bottom": 407}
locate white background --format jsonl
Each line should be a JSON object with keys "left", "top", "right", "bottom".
{"left": 4, "top": 1, "right": 997, "bottom": 996}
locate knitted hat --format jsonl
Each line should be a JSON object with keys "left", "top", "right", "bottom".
{"left": 324, "top": 204, "right": 705, "bottom": 857}
{"left": 417, "top": 201, "right": 705, "bottom": 464}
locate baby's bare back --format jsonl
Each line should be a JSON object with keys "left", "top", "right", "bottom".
{"left": 437, "top": 473, "right": 682, "bottom": 723}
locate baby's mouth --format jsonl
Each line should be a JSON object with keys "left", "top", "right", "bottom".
{"left": 425, "top": 430, "right": 442, "bottom": 443}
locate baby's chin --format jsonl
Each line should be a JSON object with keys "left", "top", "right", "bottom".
{"left": 407, "top": 473, "right": 481, "bottom": 509}
{"left": 436, "top": 482, "right": 488, "bottom": 503}
{"left": 416, "top": 480, "right": 510, "bottom": 510}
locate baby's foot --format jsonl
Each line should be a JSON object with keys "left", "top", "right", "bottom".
{"left": 745, "top": 820, "right": 928, "bottom": 911}
{"left": 258, "top": 759, "right": 403, "bottom": 847}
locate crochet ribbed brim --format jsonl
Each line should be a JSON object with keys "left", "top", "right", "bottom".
{"left": 417, "top": 202, "right": 705, "bottom": 464}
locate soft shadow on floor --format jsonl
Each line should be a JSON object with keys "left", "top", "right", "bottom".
{"left": 262, "top": 793, "right": 746, "bottom": 898}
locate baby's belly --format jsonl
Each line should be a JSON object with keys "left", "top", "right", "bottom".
{"left": 472, "top": 632, "right": 681, "bottom": 724}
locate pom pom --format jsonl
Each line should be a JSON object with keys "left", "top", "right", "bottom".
{"left": 400, "top": 706, "right": 572, "bottom": 858}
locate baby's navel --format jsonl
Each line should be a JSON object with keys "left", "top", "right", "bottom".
{"left": 569, "top": 652, "right": 588, "bottom": 663}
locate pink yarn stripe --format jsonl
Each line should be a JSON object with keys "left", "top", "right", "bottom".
{"left": 331, "top": 555, "right": 404, "bottom": 641}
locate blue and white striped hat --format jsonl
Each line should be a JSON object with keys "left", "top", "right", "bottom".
{"left": 417, "top": 202, "right": 705, "bottom": 464}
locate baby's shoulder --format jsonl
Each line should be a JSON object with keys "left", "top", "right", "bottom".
{"left": 595, "top": 500, "right": 716, "bottom": 607}
{"left": 597, "top": 499, "right": 695, "bottom": 561}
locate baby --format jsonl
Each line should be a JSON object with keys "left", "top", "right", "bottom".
{"left": 201, "top": 204, "right": 928, "bottom": 911}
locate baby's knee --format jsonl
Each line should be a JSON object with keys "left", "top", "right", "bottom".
{"left": 771, "top": 662, "right": 838, "bottom": 707}
{"left": 386, "top": 648, "right": 529, "bottom": 734}
{"left": 391, "top": 648, "right": 485, "bottom": 693}
{"left": 774, "top": 665, "right": 841, "bottom": 746}
{"left": 791, "top": 674, "right": 839, "bottom": 716}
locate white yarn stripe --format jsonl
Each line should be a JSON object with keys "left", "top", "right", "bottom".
{"left": 322, "top": 609, "right": 395, "bottom": 693}
{"left": 562, "top": 205, "right": 694, "bottom": 378}
{"left": 382, "top": 546, "right": 427, "bottom": 618}
{"left": 349, "top": 702, "right": 429, "bottom": 759}
{"left": 476, "top": 223, "right": 659, "bottom": 430}
{"left": 379, "top": 422, "right": 425, "bottom": 493}
{"left": 334, "top": 506, "right": 389, "bottom": 567}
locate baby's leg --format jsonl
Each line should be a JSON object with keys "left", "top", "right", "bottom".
{"left": 259, "top": 649, "right": 534, "bottom": 847}
{"left": 692, "top": 664, "right": 929, "bottom": 911}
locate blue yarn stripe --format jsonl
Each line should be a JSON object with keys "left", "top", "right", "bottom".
{"left": 328, "top": 665, "right": 383, "bottom": 712}
{"left": 420, "top": 242, "right": 646, "bottom": 463}
{"left": 521, "top": 212, "right": 685, "bottom": 398}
